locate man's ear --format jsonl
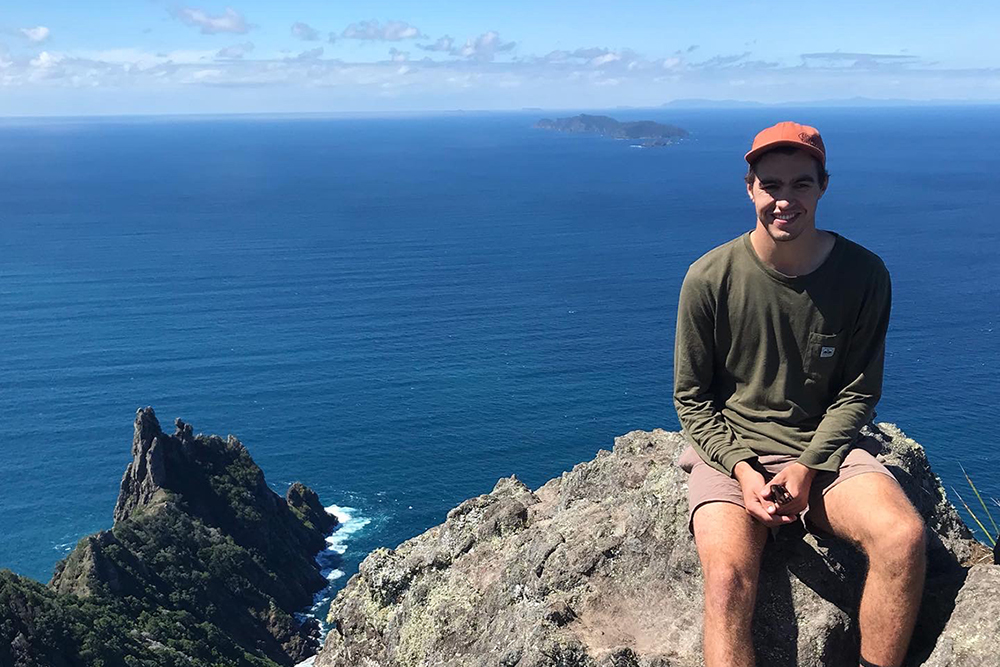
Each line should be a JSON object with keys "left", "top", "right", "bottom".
{"left": 746, "top": 180, "right": 755, "bottom": 201}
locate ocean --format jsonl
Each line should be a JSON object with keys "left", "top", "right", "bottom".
{"left": 1, "top": 107, "right": 997, "bottom": 610}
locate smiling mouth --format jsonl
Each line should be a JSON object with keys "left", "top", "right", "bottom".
{"left": 772, "top": 211, "right": 800, "bottom": 224}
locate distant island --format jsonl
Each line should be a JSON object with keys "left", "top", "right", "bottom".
{"left": 534, "top": 114, "right": 688, "bottom": 147}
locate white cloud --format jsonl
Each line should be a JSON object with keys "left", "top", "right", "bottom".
{"left": 171, "top": 7, "right": 250, "bottom": 35}
{"left": 30, "top": 51, "right": 62, "bottom": 68}
{"left": 20, "top": 26, "right": 51, "bottom": 43}
{"left": 800, "top": 51, "right": 920, "bottom": 70}
{"left": 291, "top": 22, "right": 320, "bottom": 42}
{"left": 418, "top": 31, "right": 516, "bottom": 61}
{"left": 590, "top": 52, "right": 621, "bottom": 67}
{"left": 217, "top": 42, "right": 254, "bottom": 60}
{"left": 455, "top": 31, "right": 515, "bottom": 61}
{"left": 341, "top": 20, "right": 422, "bottom": 41}
{"left": 73, "top": 48, "right": 216, "bottom": 70}
{"left": 418, "top": 36, "right": 454, "bottom": 53}
{"left": 293, "top": 47, "right": 324, "bottom": 61}
{"left": 2, "top": 38, "right": 995, "bottom": 115}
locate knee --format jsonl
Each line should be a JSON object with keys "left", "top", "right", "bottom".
{"left": 703, "top": 561, "right": 758, "bottom": 603}
{"left": 868, "top": 514, "right": 927, "bottom": 567}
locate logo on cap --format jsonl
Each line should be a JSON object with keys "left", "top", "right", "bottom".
{"left": 799, "top": 132, "right": 825, "bottom": 151}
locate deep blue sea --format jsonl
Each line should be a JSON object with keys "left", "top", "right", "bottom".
{"left": 2, "top": 108, "right": 998, "bottom": 609}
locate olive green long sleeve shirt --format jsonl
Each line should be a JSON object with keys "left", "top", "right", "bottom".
{"left": 673, "top": 232, "right": 892, "bottom": 476}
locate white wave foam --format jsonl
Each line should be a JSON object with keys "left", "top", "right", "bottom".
{"left": 324, "top": 504, "right": 371, "bottom": 556}
{"left": 301, "top": 502, "right": 372, "bottom": 637}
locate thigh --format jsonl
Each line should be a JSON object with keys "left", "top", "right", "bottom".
{"left": 682, "top": 446, "right": 747, "bottom": 533}
{"left": 693, "top": 501, "right": 769, "bottom": 573}
{"left": 805, "top": 470, "right": 919, "bottom": 547}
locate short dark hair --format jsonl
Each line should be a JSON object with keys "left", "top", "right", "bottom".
{"left": 744, "top": 146, "right": 829, "bottom": 189}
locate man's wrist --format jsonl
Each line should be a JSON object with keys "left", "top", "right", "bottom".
{"left": 792, "top": 461, "right": 819, "bottom": 481}
{"left": 731, "top": 459, "right": 758, "bottom": 483}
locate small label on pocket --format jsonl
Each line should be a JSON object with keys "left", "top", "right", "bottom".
{"left": 820, "top": 346, "right": 836, "bottom": 358}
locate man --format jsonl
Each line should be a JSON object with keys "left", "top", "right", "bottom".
{"left": 672, "top": 121, "right": 927, "bottom": 667}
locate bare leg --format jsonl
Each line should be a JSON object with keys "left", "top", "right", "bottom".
{"left": 807, "top": 473, "right": 927, "bottom": 667}
{"left": 693, "top": 501, "right": 769, "bottom": 667}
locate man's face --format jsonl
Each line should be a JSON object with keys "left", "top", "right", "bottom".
{"left": 746, "top": 149, "right": 826, "bottom": 243}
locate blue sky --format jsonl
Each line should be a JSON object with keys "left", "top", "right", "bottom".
{"left": 2, "top": 0, "right": 998, "bottom": 115}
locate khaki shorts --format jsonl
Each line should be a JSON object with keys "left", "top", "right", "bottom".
{"left": 678, "top": 435, "right": 897, "bottom": 534}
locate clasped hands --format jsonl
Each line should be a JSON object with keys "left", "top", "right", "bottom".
{"left": 733, "top": 460, "right": 817, "bottom": 528}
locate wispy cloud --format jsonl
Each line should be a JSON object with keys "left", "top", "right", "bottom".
{"left": 691, "top": 52, "right": 751, "bottom": 68}
{"left": 292, "top": 47, "right": 324, "bottom": 61}
{"left": 418, "top": 31, "right": 516, "bottom": 61}
{"left": 341, "top": 20, "right": 422, "bottom": 41}
{"left": 418, "top": 36, "right": 454, "bottom": 53}
{"left": 2, "top": 38, "right": 995, "bottom": 113}
{"left": 171, "top": 7, "right": 250, "bottom": 35}
{"left": 216, "top": 42, "right": 254, "bottom": 60}
{"left": 455, "top": 32, "right": 515, "bottom": 61}
{"left": 801, "top": 51, "right": 920, "bottom": 70}
{"left": 534, "top": 47, "right": 644, "bottom": 70}
{"left": 291, "top": 22, "right": 320, "bottom": 42}
{"left": 20, "top": 26, "right": 51, "bottom": 43}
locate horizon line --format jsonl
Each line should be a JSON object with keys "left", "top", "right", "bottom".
{"left": 2, "top": 98, "right": 1000, "bottom": 122}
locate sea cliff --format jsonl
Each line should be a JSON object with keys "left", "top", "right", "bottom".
{"left": 1, "top": 407, "right": 337, "bottom": 667}
{"left": 3, "top": 415, "right": 997, "bottom": 666}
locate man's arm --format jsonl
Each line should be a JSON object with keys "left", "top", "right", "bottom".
{"left": 798, "top": 264, "right": 892, "bottom": 471}
{"left": 673, "top": 267, "right": 756, "bottom": 476}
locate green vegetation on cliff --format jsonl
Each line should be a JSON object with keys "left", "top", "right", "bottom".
{"left": 1, "top": 408, "right": 338, "bottom": 667}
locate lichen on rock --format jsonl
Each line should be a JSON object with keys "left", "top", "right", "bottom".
{"left": 315, "top": 424, "right": 996, "bottom": 667}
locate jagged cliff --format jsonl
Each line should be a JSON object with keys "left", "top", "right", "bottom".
{"left": 315, "top": 424, "right": 998, "bottom": 667}
{"left": 1, "top": 407, "right": 337, "bottom": 667}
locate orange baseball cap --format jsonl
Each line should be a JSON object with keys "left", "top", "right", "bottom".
{"left": 744, "top": 121, "right": 826, "bottom": 167}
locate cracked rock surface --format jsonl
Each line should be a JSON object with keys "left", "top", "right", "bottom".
{"left": 315, "top": 424, "right": 995, "bottom": 667}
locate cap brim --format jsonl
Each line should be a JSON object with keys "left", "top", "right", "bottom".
{"left": 744, "top": 141, "right": 825, "bottom": 167}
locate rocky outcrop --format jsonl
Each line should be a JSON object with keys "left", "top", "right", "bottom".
{"left": 922, "top": 565, "right": 1000, "bottom": 666}
{"left": 4, "top": 407, "right": 338, "bottom": 667}
{"left": 316, "top": 423, "right": 996, "bottom": 667}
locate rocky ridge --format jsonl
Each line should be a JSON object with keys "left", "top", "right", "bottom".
{"left": 1, "top": 407, "right": 337, "bottom": 667}
{"left": 315, "top": 423, "right": 997, "bottom": 667}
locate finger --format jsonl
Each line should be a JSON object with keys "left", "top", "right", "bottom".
{"left": 746, "top": 502, "right": 795, "bottom": 527}
{"left": 774, "top": 498, "right": 805, "bottom": 515}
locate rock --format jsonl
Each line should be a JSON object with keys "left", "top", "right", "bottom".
{"left": 288, "top": 481, "right": 339, "bottom": 549}
{"left": 922, "top": 565, "right": 1000, "bottom": 666}
{"left": 3, "top": 407, "right": 339, "bottom": 667}
{"left": 100, "top": 407, "right": 339, "bottom": 612}
{"left": 315, "top": 424, "right": 996, "bottom": 667}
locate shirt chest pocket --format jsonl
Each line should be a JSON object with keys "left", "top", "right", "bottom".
{"left": 804, "top": 331, "right": 843, "bottom": 382}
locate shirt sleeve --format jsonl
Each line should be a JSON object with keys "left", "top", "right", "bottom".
{"left": 798, "top": 263, "right": 892, "bottom": 471}
{"left": 673, "top": 267, "right": 757, "bottom": 476}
